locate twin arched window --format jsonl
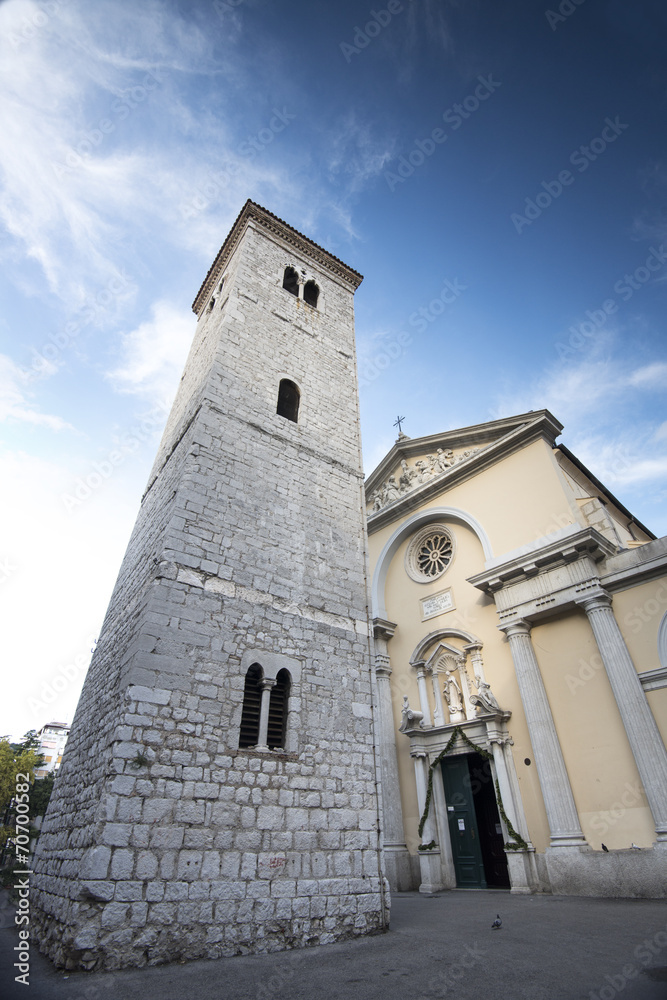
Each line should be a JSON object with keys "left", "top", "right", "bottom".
{"left": 282, "top": 267, "right": 319, "bottom": 309}
{"left": 239, "top": 664, "right": 291, "bottom": 751}
{"left": 283, "top": 266, "right": 299, "bottom": 297}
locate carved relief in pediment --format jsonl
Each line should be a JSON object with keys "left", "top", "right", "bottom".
{"left": 367, "top": 447, "right": 481, "bottom": 512}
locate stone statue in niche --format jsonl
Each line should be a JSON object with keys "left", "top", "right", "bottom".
{"left": 444, "top": 670, "right": 465, "bottom": 722}
{"left": 399, "top": 696, "right": 424, "bottom": 733}
{"left": 471, "top": 675, "right": 502, "bottom": 714}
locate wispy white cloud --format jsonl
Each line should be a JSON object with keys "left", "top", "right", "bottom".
{"left": 627, "top": 361, "right": 667, "bottom": 388}
{"left": 0, "top": 0, "right": 303, "bottom": 311}
{"left": 106, "top": 300, "right": 193, "bottom": 405}
{"left": 0, "top": 354, "right": 73, "bottom": 430}
{"left": 493, "top": 356, "right": 667, "bottom": 425}
{"left": 490, "top": 356, "right": 667, "bottom": 512}
{"left": 323, "top": 111, "right": 397, "bottom": 193}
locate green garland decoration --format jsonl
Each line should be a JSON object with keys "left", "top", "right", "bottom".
{"left": 416, "top": 726, "right": 528, "bottom": 853}
{"left": 494, "top": 778, "right": 529, "bottom": 851}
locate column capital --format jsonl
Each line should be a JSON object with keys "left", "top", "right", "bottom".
{"left": 259, "top": 677, "right": 277, "bottom": 691}
{"left": 373, "top": 617, "right": 397, "bottom": 642}
{"left": 375, "top": 654, "right": 392, "bottom": 679}
{"left": 575, "top": 589, "right": 612, "bottom": 614}
{"left": 412, "top": 658, "right": 427, "bottom": 674}
{"left": 463, "top": 641, "right": 483, "bottom": 654}
{"left": 499, "top": 618, "right": 532, "bottom": 639}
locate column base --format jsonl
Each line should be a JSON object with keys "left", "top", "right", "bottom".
{"left": 506, "top": 849, "right": 539, "bottom": 893}
{"left": 418, "top": 848, "right": 444, "bottom": 893}
{"left": 544, "top": 843, "right": 667, "bottom": 898}
{"left": 549, "top": 834, "right": 588, "bottom": 848}
{"left": 383, "top": 844, "right": 420, "bottom": 891}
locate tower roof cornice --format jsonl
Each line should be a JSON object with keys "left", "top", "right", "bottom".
{"left": 192, "top": 199, "right": 364, "bottom": 315}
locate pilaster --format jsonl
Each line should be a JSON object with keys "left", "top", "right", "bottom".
{"left": 372, "top": 619, "right": 414, "bottom": 889}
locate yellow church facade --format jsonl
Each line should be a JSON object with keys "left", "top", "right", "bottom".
{"left": 365, "top": 409, "right": 667, "bottom": 897}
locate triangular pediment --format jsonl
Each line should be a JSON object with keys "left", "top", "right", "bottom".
{"left": 365, "top": 410, "right": 563, "bottom": 524}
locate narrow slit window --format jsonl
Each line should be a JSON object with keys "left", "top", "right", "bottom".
{"left": 303, "top": 280, "right": 319, "bottom": 308}
{"left": 277, "top": 379, "right": 300, "bottom": 423}
{"left": 239, "top": 664, "right": 263, "bottom": 748}
{"left": 267, "top": 669, "right": 291, "bottom": 750}
{"left": 283, "top": 266, "right": 299, "bottom": 297}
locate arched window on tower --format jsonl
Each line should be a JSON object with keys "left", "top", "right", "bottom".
{"left": 276, "top": 379, "right": 300, "bottom": 423}
{"left": 267, "top": 669, "right": 291, "bottom": 750}
{"left": 303, "top": 280, "right": 319, "bottom": 308}
{"left": 283, "top": 266, "right": 299, "bottom": 297}
{"left": 239, "top": 664, "right": 262, "bottom": 748}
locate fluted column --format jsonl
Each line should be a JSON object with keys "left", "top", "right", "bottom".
{"left": 500, "top": 620, "right": 586, "bottom": 847}
{"left": 577, "top": 591, "right": 667, "bottom": 841}
{"left": 464, "top": 641, "right": 486, "bottom": 683}
{"left": 414, "top": 660, "right": 432, "bottom": 726}
{"left": 412, "top": 750, "right": 443, "bottom": 892}
{"left": 456, "top": 654, "right": 474, "bottom": 720}
{"left": 255, "top": 677, "right": 276, "bottom": 750}
{"left": 487, "top": 725, "right": 538, "bottom": 892}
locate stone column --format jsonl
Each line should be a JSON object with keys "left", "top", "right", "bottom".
{"left": 500, "top": 620, "right": 586, "bottom": 847}
{"left": 412, "top": 751, "right": 443, "bottom": 893}
{"left": 456, "top": 654, "right": 474, "bottom": 720}
{"left": 487, "top": 726, "right": 538, "bottom": 893}
{"left": 577, "top": 591, "right": 667, "bottom": 841}
{"left": 414, "top": 661, "right": 432, "bottom": 726}
{"left": 372, "top": 619, "right": 413, "bottom": 889}
{"left": 464, "top": 641, "right": 486, "bottom": 683}
{"left": 255, "top": 677, "right": 276, "bottom": 750}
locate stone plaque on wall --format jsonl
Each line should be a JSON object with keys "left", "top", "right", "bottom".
{"left": 420, "top": 588, "right": 455, "bottom": 621}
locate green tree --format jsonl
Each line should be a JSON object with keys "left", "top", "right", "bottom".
{"left": 0, "top": 732, "right": 43, "bottom": 855}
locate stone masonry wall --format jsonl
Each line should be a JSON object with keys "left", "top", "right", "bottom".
{"left": 32, "top": 207, "right": 389, "bottom": 970}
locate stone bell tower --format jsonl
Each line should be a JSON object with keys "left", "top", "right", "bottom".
{"left": 32, "top": 201, "right": 389, "bottom": 970}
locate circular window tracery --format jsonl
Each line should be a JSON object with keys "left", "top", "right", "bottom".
{"left": 405, "top": 524, "right": 455, "bottom": 583}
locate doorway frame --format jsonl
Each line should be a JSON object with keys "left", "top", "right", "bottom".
{"left": 405, "top": 714, "right": 539, "bottom": 894}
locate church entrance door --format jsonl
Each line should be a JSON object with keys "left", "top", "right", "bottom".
{"left": 441, "top": 753, "right": 510, "bottom": 889}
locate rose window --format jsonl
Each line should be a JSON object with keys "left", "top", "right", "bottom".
{"left": 405, "top": 524, "right": 455, "bottom": 583}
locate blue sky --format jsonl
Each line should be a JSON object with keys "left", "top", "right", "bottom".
{"left": 1, "top": 0, "right": 666, "bottom": 739}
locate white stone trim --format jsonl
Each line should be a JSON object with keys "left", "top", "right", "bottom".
{"left": 371, "top": 508, "right": 493, "bottom": 620}
{"left": 640, "top": 666, "right": 667, "bottom": 692}
{"left": 658, "top": 611, "right": 667, "bottom": 670}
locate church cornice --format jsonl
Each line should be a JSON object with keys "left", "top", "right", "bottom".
{"left": 467, "top": 525, "right": 617, "bottom": 595}
{"left": 192, "top": 200, "right": 363, "bottom": 315}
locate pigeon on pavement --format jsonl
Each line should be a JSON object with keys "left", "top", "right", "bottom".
{"left": 601, "top": 843, "right": 609, "bottom": 852}
{"left": 492, "top": 914, "right": 502, "bottom": 929}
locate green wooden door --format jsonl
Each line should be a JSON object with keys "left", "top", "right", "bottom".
{"left": 441, "top": 756, "right": 487, "bottom": 888}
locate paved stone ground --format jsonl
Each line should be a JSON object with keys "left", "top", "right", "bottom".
{"left": 2, "top": 890, "right": 667, "bottom": 1000}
